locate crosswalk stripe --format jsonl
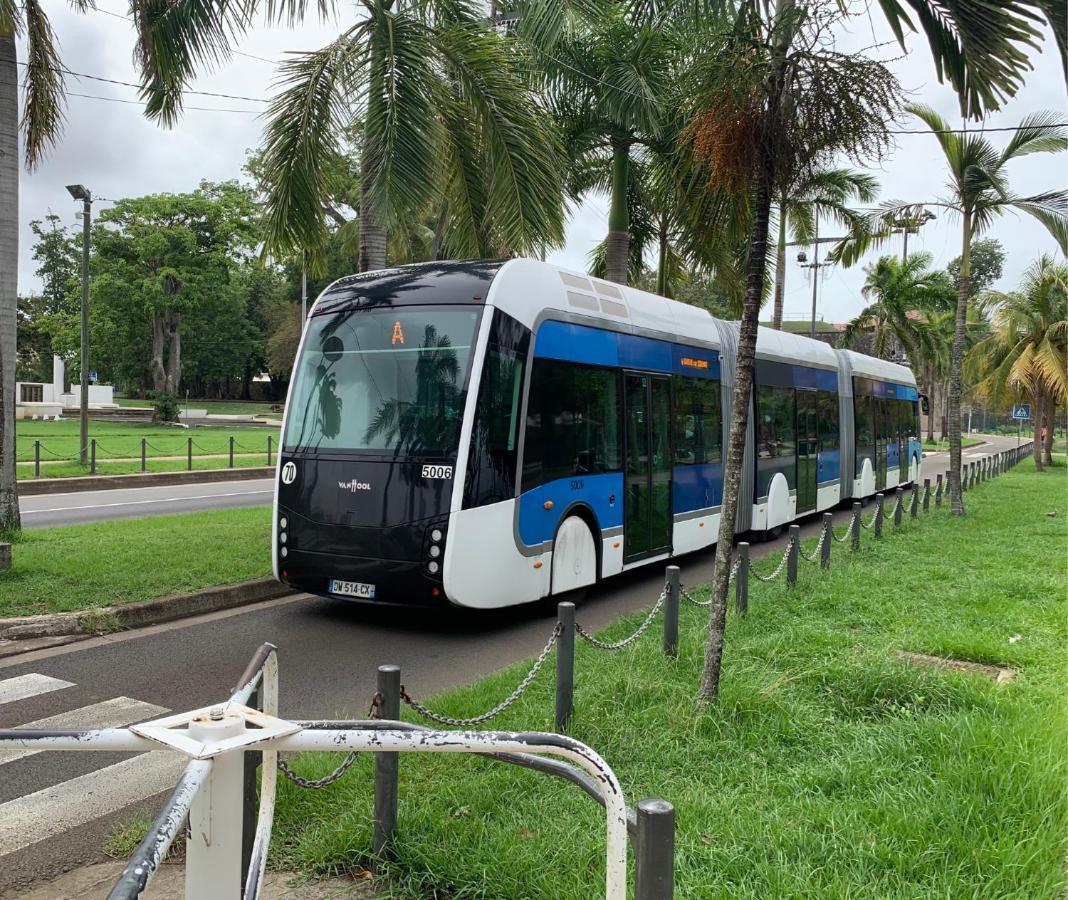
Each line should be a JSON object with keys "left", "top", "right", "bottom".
{"left": 0, "top": 752, "right": 189, "bottom": 856}
{"left": 0, "top": 674, "right": 74, "bottom": 706}
{"left": 0, "top": 697, "right": 169, "bottom": 766}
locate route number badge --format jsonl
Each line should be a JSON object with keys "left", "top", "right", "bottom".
{"left": 281, "top": 461, "right": 297, "bottom": 484}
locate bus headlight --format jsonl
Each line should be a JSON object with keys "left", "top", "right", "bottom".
{"left": 280, "top": 517, "right": 288, "bottom": 530}
{"left": 427, "top": 560, "right": 440, "bottom": 574}
{"left": 280, "top": 547, "right": 288, "bottom": 558}
{"left": 429, "top": 544, "right": 440, "bottom": 558}
{"left": 430, "top": 528, "right": 443, "bottom": 542}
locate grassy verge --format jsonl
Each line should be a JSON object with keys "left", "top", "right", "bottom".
{"left": 114, "top": 398, "right": 283, "bottom": 416}
{"left": 0, "top": 507, "right": 272, "bottom": 618}
{"left": 271, "top": 464, "right": 1067, "bottom": 898}
{"left": 922, "top": 435, "right": 984, "bottom": 450}
{"left": 17, "top": 454, "right": 272, "bottom": 479}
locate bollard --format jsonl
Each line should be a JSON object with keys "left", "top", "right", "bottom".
{"left": 820, "top": 513, "right": 832, "bottom": 569}
{"left": 34, "top": 440, "right": 40, "bottom": 478}
{"left": 186, "top": 708, "right": 245, "bottom": 898}
{"left": 241, "top": 686, "right": 262, "bottom": 889}
{"left": 787, "top": 525, "right": 799, "bottom": 586}
{"left": 229, "top": 436, "right": 235, "bottom": 468}
{"left": 874, "top": 494, "right": 884, "bottom": 537}
{"left": 961, "top": 463, "right": 968, "bottom": 492}
{"left": 923, "top": 478, "right": 930, "bottom": 512}
{"left": 555, "top": 602, "right": 575, "bottom": 731}
{"left": 141, "top": 437, "right": 147, "bottom": 473}
{"left": 635, "top": 798, "right": 675, "bottom": 900}
{"left": 187, "top": 436, "right": 193, "bottom": 471}
{"left": 893, "top": 487, "right": 903, "bottom": 526}
{"left": 90, "top": 439, "right": 97, "bottom": 474}
{"left": 735, "top": 543, "right": 749, "bottom": 616}
{"left": 267, "top": 434, "right": 273, "bottom": 467}
{"left": 664, "top": 566, "right": 680, "bottom": 659}
{"left": 936, "top": 473, "right": 943, "bottom": 506}
{"left": 910, "top": 485, "right": 918, "bottom": 518}
{"left": 851, "top": 502, "right": 861, "bottom": 551}
{"left": 373, "top": 665, "right": 401, "bottom": 859}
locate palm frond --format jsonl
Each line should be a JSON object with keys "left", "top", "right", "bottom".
{"left": 998, "top": 109, "right": 1068, "bottom": 162}
{"left": 1008, "top": 190, "right": 1068, "bottom": 254}
{"left": 21, "top": 0, "right": 65, "bottom": 169}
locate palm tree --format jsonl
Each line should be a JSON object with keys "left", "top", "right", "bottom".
{"left": 841, "top": 253, "right": 951, "bottom": 366}
{"left": 686, "top": 0, "right": 1064, "bottom": 703}
{"left": 257, "top": 2, "right": 565, "bottom": 272}
{"left": 969, "top": 256, "right": 1068, "bottom": 471}
{"left": 848, "top": 105, "right": 1066, "bottom": 514}
{"left": 517, "top": 0, "right": 677, "bottom": 284}
{"left": 771, "top": 168, "right": 878, "bottom": 329}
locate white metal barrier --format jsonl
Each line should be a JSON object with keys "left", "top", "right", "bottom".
{"left": 0, "top": 644, "right": 652, "bottom": 900}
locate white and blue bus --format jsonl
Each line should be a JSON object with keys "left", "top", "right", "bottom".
{"left": 273, "top": 258, "right": 921, "bottom": 609}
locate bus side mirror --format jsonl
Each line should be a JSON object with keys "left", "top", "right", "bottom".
{"left": 920, "top": 395, "right": 930, "bottom": 414}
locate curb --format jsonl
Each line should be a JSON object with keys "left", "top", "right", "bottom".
{"left": 18, "top": 466, "right": 274, "bottom": 495}
{"left": 0, "top": 577, "right": 291, "bottom": 644}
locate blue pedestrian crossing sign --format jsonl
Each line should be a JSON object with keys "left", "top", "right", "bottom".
{"left": 1012, "top": 404, "right": 1031, "bottom": 420}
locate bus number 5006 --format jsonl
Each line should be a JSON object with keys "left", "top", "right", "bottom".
{"left": 421, "top": 464, "right": 453, "bottom": 480}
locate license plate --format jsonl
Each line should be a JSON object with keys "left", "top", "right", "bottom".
{"left": 328, "top": 579, "right": 376, "bottom": 599}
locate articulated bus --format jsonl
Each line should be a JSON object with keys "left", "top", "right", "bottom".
{"left": 273, "top": 259, "right": 921, "bottom": 610}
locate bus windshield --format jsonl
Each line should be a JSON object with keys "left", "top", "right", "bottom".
{"left": 283, "top": 306, "right": 481, "bottom": 457}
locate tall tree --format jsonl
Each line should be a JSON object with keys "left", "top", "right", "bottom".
{"left": 969, "top": 255, "right": 1067, "bottom": 470}
{"left": 843, "top": 105, "right": 1066, "bottom": 514}
{"left": 771, "top": 167, "right": 878, "bottom": 329}
{"left": 841, "top": 252, "right": 952, "bottom": 363}
{"left": 686, "top": 0, "right": 1064, "bottom": 704}
{"left": 947, "top": 237, "right": 1006, "bottom": 299}
{"left": 256, "top": 1, "right": 564, "bottom": 272}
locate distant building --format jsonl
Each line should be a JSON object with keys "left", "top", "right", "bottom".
{"left": 15, "top": 356, "right": 115, "bottom": 420}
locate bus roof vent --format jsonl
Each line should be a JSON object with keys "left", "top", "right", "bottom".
{"left": 567, "top": 290, "right": 599, "bottom": 312}
{"left": 599, "top": 298, "right": 628, "bottom": 317}
{"left": 591, "top": 279, "right": 623, "bottom": 300}
{"left": 560, "top": 272, "right": 593, "bottom": 292}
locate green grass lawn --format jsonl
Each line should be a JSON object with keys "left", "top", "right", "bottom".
{"left": 114, "top": 398, "right": 283, "bottom": 416}
{"left": 922, "top": 435, "right": 984, "bottom": 450}
{"left": 16, "top": 419, "right": 279, "bottom": 478}
{"left": 0, "top": 507, "right": 272, "bottom": 618}
{"left": 270, "top": 463, "right": 1067, "bottom": 899}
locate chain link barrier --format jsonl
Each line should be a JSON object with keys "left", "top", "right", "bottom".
{"left": 797, "top": 526, "right": 827, "bottom": 563}
{"left": 860, "top": 505, "right": 879, "bottom": 530}
{"left": 400, "top": 624, "right": 561, "bottom": 726}
{"left": 576, "top": 592, "right": 666, "bottom": 650}
{"left": 832, "top": 510, "right": 858, "bottom": 543}
{"left": 277, "top": 691, "right": 381, "bottom": 789}
{"left": 748, "top": 536, "right": 794, "bottom": 582}
{"left": 680, "top": 558, "right": 738, "bottom": 608}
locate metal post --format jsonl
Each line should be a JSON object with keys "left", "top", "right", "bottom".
{"left": 241, "top": 686, "right": 261, "bottom": 889}
{"left": 186, "top": 708, "right": 245, "bottom": 899}
{"left": 787, "top": 525, "right": 799, "bottom": 585}
{"left": 936, "top": 472, "right": 943, "bottom": 506}
{"left": 90, "top": 438, "right": 96, "bottom": 474}
{"left": 72, "top": 190, "right": 91, "bottom": 467}
{"left": 735, "top": 543, "right": 749, "bottom": 615}
{"left": 923, "top": 478, "right": 930, "bottom": 512}
{"left": 556, "top": 602, "right": 575, "bottom": 731}
{"left": 229, "top": 436, "right": 235, "bottom": 469}
{"left": 34, "top": 440, "right": 40, "bottom": 478}
{"left": 187, "top": 436, "right": 193, "bottom": 471}
{"left": 635, "top": 798, "right": 675, "bottom": 900}
{"left": 820, "top": 513, "right": 831, "bottom": 569}
{"left": 850, "top": 502, "right": 861, "bottom": 551}
{"left": 663, "top": 566, "right": 680, "bottom": 659}
{"left": 267, "top": 434, "right": 273, "bottom": 467}
{"left": 373, "top": 665, "right": 401, "bottom": 858}
{"left": 910, "top": 485, "right": 918, "bottom": 518}
{"left": 893, "top": 487, "right": 903, "bottom": 526}
{"left": 874, "top": 494, "right": 884, "bottom": 537}
{"left": 961, "top": 463, "right": 968, "bottom": 492}
{"left": 141, "top": 437, "right": 147, "bottom": 473}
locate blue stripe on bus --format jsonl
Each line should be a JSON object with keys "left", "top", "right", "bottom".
{"left": 818, "top": 448, "right": 840, "bottom": 482}
{"left": 534, "top": 320, "right": 721, "bottom": 379}
{"left": 672, "top": 462, "right": 723, "bottom": 512}
{"left": 794, "top": 367, "right": 838, "bottom": 391}
{"left": 516, "top": 472, "right": 624, "bottom": 547}
{"left": 854, "top": 378, "right": 919, "bottom": 401}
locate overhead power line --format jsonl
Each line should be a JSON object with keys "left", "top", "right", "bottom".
{"left": 0, "top": 77, "right": 261, "bottom": 114}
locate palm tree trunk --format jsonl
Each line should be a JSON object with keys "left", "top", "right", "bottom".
{"left": 925, "top": 364, "right": 935, "bottom": 442}
{"left": 947, "top": 212, "right": 970, "bottom": 515}
{"left": 605, "top": 138, "right": 630, "bottom": 285}
{"left": 656, "top": 215, "right": 668, "bottom": 297}
{"left": 697, "top": 0, "right": 794, "bottom": 704}
{"left": 1043, "top": 401, "right": 1054, "bottom": 464}
{"left": 0, "top": 34, "right": 22, "bottom": 531}
{"left": 358, "top": 99, "right": 387, "bottom": 272}
{"left": 1032, "top": 389, "right": 1045, "bottom": 471}
{"left": 772, "top": 197, "right": 787, "bottom": 329}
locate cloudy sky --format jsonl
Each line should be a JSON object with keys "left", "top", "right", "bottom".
{"left": 14, "top": 5, "right": 1067, "bottom": 326}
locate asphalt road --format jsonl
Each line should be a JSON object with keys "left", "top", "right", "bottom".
{"left": 18, "top": 478, "right": 274, "bottom": 528}
{"left": 0, "top": 434, "right": 1016, "bottom": 895}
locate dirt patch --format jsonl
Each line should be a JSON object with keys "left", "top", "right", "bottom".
{"left": 898, "top": 651, "right": 1016, "bottom": 683}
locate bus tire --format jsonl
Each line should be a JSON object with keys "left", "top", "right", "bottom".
{"left": 551, "top": 515, "right": 598, "bottom": 598}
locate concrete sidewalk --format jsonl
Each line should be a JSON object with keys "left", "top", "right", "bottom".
{"left": 13, "top": 861, "right": 372, "bottom": 899}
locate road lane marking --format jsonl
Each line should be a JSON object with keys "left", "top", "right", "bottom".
{"left": 0, "top": 752, "right": 188, "bottom": 856}
{"left": 21, "top": 490, "right": 273, "bottom": 515}
{"left": 0, "top": 697, "right": 168, "bottom": 766}
{"left": 0, "top": 674, "right": 75, "bottom": 706}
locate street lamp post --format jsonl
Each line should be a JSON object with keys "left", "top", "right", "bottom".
{"left": 891, "top": 209, "right": 936, "bottom": 262}
{"left": 66, "top": 184, "right": 92, "bottom": 466}
{"left": 796, "top": 213, "right": 831, "bottom": 339}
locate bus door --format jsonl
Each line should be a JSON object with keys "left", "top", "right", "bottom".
{"left": 795, "top": 388, "right": 818, "bottom": 513}
{"left": 898, "top": 405, "right": 910, "bottom": 482}
{"left": 874, "top": 398, "right": 888, "bottom": 490}
{"left": 623, "top": 373, "right": 672, "bottom": 562}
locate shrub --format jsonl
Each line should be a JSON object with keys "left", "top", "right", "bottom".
{"left": 150, "top": 391, "right": 180, "bottom": 423}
